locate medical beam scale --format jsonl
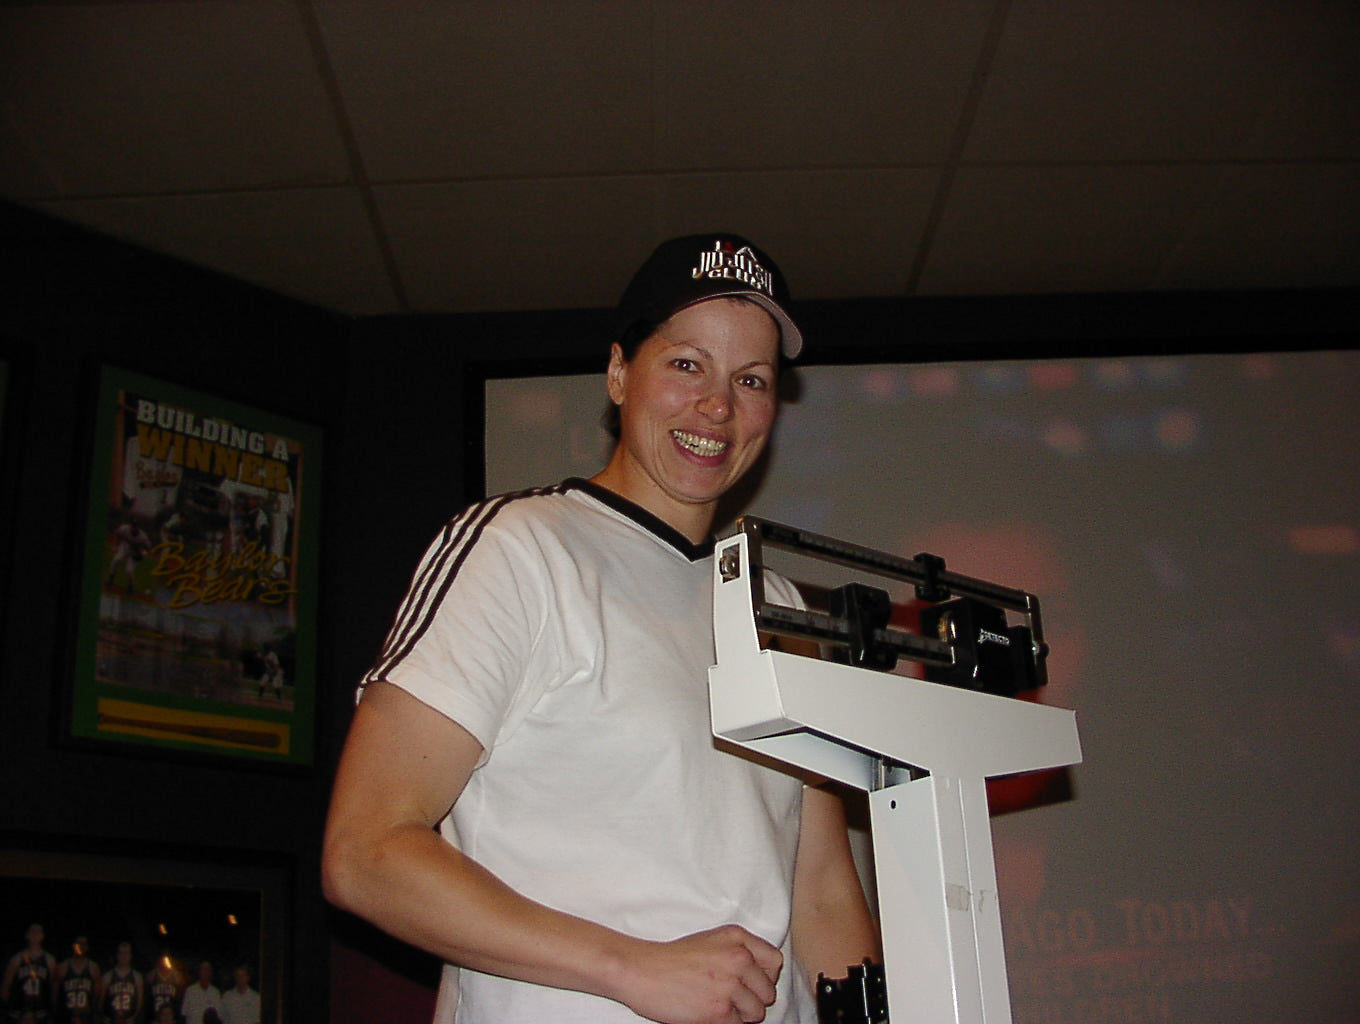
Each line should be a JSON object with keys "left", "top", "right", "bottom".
{"left": 708, "top": 518, "right": 1083, "bottom": 1024}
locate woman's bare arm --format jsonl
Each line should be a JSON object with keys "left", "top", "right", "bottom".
{"left": 322, "top": 681, "right": 784, "bottom": 1024}
{"left": 789, "top": 783, "right": 882, "bottom": 991}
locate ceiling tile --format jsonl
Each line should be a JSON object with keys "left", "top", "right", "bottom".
{"left": 374, "top": 177, "right": 661, "bottom": 312}
{"left": 920, "top": 163, "right": 1223, "bottom": 294}
{"left": 964, "top": 0, "right": 1360, "bottom": 163}
{"left": 1229, "top": 3, "right": 1360, "bottom": 161}
{"left": 37, "top": 189, "right": 399, "bottom": 315}
{"left": 375, "top": 166, "right": 940, "bottom": 313}
{"left": 0, "top": 1, "right": 351, "bottom": 198}
{"left": 315, "top": 0, "right": 656, "bottom": 180}
{"left": 655, "top": 0, "right": 996, "bottom": 169}
{"left": 1159, "top": 162, "right": 1360, "bottom": 289}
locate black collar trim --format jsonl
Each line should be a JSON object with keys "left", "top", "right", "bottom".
{"left": 564, "top": 478, "right": 714, "bottom": 562}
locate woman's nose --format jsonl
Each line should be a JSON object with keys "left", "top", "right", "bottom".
{"left": 697, "top": 384, "right": 733, "bottom": 421}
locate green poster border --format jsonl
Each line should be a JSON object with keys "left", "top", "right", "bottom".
{"left": 69, "top": 366, "right": 321, "bottom": 766}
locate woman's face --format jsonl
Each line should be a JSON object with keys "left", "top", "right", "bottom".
{"left": 602, "top": 297, "right": 780, "bottom": 536}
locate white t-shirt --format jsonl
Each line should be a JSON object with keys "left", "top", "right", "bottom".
{"left": 366, "top": 480, "right": 815, "bottom": 1023}
{"left": 221, "top": 986, "right": 261, "bottom": 1024}
{"left": 181, "top": 983, "right": 223, "bottom": 1024}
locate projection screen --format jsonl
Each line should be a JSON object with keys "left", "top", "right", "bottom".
{"left": 485, "top": 349, "right": 1360, "bottom": 1023}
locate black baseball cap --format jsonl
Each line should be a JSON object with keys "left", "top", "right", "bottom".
{"left": 617, "top": 233, "right": 803, "bottom": 358}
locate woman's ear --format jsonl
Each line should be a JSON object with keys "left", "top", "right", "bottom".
{"left": 606, "top": 342, "right": 627, "bottom": 405}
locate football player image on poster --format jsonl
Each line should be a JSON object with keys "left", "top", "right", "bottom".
{"left": 69, "top": 368, "right": 321, "bottom": 765}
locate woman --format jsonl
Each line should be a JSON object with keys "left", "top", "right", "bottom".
{"left": 323, "top": 234, "right": 879, "bottom": 1024}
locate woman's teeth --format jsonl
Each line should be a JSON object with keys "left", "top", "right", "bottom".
{"left": 672, "top": 430, "right": 728, "bottom": 457}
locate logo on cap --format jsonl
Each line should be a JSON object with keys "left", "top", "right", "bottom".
{"left": 691, "top": 241, "right": 775, "bottom": 297}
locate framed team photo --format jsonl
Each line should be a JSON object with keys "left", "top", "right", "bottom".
{"left": 66, "top": 365, "right": 322, "bottom": 766}
{"left": 1, "top": 840, "right": 285, "bottom": 1024}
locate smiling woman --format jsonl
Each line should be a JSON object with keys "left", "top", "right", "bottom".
{"left": 592, "top": 297, "right": 780, "bottom": 544}
{"left": 323, "top": 233, "right": 880, "bottom": 1024}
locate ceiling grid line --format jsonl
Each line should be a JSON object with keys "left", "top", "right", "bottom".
{"left": 904, "top": 0, "right": 1014, "bottom": 296}
{"left": 294, "top": 0, "right": 411, "bottom": 312}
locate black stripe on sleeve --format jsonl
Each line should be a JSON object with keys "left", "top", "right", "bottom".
{"left": 362, "top": 484, "right": 564, "bottom": 688}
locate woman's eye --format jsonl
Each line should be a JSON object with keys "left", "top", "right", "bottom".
{"left": 671, "top": 358, "right": 698, "bottom": 372}
{"left": 737, "top": 373, "right": 768, "bottom": 390}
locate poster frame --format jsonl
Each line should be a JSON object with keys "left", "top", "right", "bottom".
{"left": 62, "top": 364, "right": 322, "bottom": 769}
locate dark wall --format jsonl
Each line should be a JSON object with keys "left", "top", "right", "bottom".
{"left": 0, "top": 204, "right": 623, "bottom": 1022}
{"left": 0, "top": 204, "right": 349, "bottom": 1020}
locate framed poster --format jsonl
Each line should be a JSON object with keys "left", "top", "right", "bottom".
{"left": 67, "top": 366, "right": 321, "bottom": 765}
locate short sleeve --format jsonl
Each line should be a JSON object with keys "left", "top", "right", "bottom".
{"left": 363, "top": 514, "right": 547, "bottom": 758}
